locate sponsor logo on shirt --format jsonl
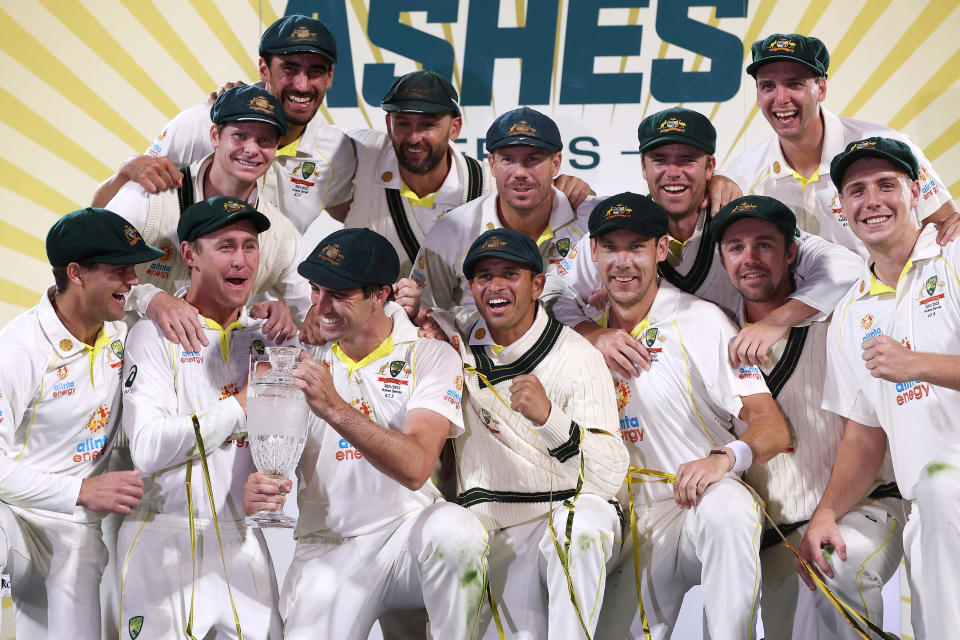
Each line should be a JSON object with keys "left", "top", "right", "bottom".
{"left": 336, "top": 437, "right": 364, "bottom": 462}
{"left": 895, "top": 380, "right": 930, "bottom": 406}
{"left": 445, "top": 388, "right": 462, "bottom": 410}
{"left": 377, "top": 360, "right": 410, "bottom": 398}
{"left": 147, "top": 128, "right": 167, "bottom": 156}
{"left": 918, "top": 274, "right": 946, "bottom": 316}
{"left": 124, "top": 365, "right": 138, "bottom": 389}
{"left": 145, "top": 244, "right": 174, "bottom": 279}
{"left": 620, "top": 421, "right": 644, "bottom": 444}
{"left": 615, "top": 380, "right": 630, "bottom": 412}
{"left": 180, "top": 350, "right": 204, "bottom": 364}
{"left": 290, "top": 162, "right": 317, "bottom": 190}
{"left": 480, "top": 407, "right": 499, "bottom": 434}
{"left": 919, "top": 166, "right": 939, "bottom": 201}
{"left": 737, "top": 365, "right": 762, "bottom": 381}
{"left": 830, "top": 192, "right": 848, "bottom": 228}
{"left": 352, "top": 398, "right": 373, "bottom": 417}
{"left": 88, "top": 404, "right": 110, "bottom": 433}
{"left": 219, "top": 382, "right": 240, "bottom": 399}
{"left": 53, "top": 380, "right": 76, "bottom": 398}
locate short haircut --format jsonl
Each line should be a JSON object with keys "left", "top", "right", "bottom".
{"left": 52, "top": 262, "right": 98, "bottom": 295}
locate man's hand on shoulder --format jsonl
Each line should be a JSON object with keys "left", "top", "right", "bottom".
{"left": 703, "top": 175, "right": 743, "bottom": 216}
{"left": 121, "top": 156, "right": 183, "bottom": 195}
{"left": 576, "top": 322, "right": 651, "bottom": 379}
{"left": 77, "top": 470, "right": 144, "bottom": 514}
{"left": 728, "top": 321, "right": 784, "bottom": 368}
{"left": 553, "top": 174, "right": 595, "bottom": 209}
{"left": 207, "top": 80, "right": 248, "bottom": 104}
{"left": 393, "top": 277, "right": 421, "bottom": 320}
{"left": 146, "top": 292, "right": 208, "bottom": 353}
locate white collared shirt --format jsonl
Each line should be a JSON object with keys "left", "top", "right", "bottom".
{"left": 295, "top": 302, "right": 464, "bottom": 539}
{"left": 0, "top": 290, "right": 126, "bottom": 523}
{"left": 823, "top": 225, "right": 960, "bottom": 499}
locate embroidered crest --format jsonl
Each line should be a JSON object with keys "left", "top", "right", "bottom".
{"left": 556, "top": 238, "right": 570, "bottom": 257}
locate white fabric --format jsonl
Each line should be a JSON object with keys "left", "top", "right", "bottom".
{"left": 598, "top": 478, "right": 763, "bottom": 640}
{"left": 455, "top": 306, "right": 629, "bottom": 530}
{"left": 477, "top": 494, "right": 621, "bottom": 640}
{"left": 760, "top": 501, "right": 904, "bottom": 640}
{"left": 117, "top": 511, "right": 281, "bottom": 640}
{"left": 722, "top": 108, "right": 952, "bottom": 258}
{"left": 296, "top": 302, "right": 464, "bottom": 539}
{"left": 107, "top": 154, "right": 312, "bottom": 321}
{"left": 282, "top": 502, "right": 488, "bottom": 640}
{"left": 822, "top": 226, "right": 960, "bottom": 499}
{"left": 344, "top": 128, "right": 491, "bottom": 274}
{"left": 145, "top": 100, "right": 356, "bottom": 233}
{"left": 0, "top": 291, "right": 125, "bottom": 521}
{"left": 416, "top": 188, "right": 597, "bottom": 329}
{"left": 551, "top": 212, "right": 863, "bottom": 329}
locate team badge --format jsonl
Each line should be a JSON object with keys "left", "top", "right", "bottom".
{"left": 474, "top": 328, "right": 486, "bottom": 340}
{"left": 248, "top": 95, "right": 274, "bottom": 114}
{"left": 732, "top": 202, "right": 759, "bottom": 214}
{"left": 481, "top": 236, "right": 506, "bottom": 250}
{"left": 481, "top": 408, "right": 492, "bottom": 424}
{"left": 222, "top": 199, "right": 246, "bottom": 213}
{"left": 485, "top": 222, "right": 495, "bottom": 231}
{"left": 318, "top": 243, "right": 344, "bottom": 266}
{"left": 125, "top": 365, "right": 138, "bottom": 388}
{"left": 123, "top": 225, "right": 142, "bottom": 246}
{"left": 658, "top": 118, "right": 685, "bottom": 134}
{"left": 769, "top": 37, "right": 796, "bottom": 52}
{"left": 252, "top": 339, "right": 265, "bottom": 355}
{"left": 390, "top": 360, "right": 405, "bottom": 377}
{"left": 110, "top": 339, "right": 124, "bottom": 360}
{"left": 290, "top": 25, "right": 317, "bottom": 42}
{"left": 925, "top": 275, "right": 938, "bottom": 297}
{"left": 381, "top": 171, "right": 393, "bottom": 182}
{"left": 128, "top": 615, "right": 144, "bottom": 639}
{"left": 556, "top": 238, "right": 570, "bottom": 257}
{"left": 301, "top": 162, "right": 316, "bottom": 180}
{"left": 918, "top": 275, "right": 946, "bottom": 316}
{"left": 643, "top": 327, "right": 659, "bottom": 348}
{"left": 59, "top": 339, "right": 73, "bottom": 351}
{"left": 605, "top": 204, "right": 632, "bottom": 219}
{"left": 508, "top": 121, "right": 536, "bottom": 137}
{"left": 450, "top": 335, "right": 460, "bottom": 350}
{"left": 850, "top": 140, "right": 878, "bottom": 151}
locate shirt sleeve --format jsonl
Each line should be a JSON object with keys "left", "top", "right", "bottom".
{"left": 549, "top": 235, "right": 604, "bottom": 328}
{"left": 323, "top": 133, "right": 357, "bottom": 208}
{"left": 535, "top": 339, "right": 629, "bottom": 501}
{"left": 144, "top": 103, "right": 214, "bottom": 166}
{"left": 0, "top": 345, "right": 82, "bottom": 513}
{"left": 122, "top": 322, "right": 245, "bottom": 475}
{"left": 269, "top": 230, "right": 313, "bottom": 323}
{"left": 414, "top": 238, "right": 466, "bottom": 317}
{"left": 407, "top": 338, "right": 465, "bottom": 437}
{"left": 105, "top": 183, "right": 151, "bottom": 233}
{"left": 898, "top": 135, "right": 954, "bottom": 220}
{"left": 821, "top": 311, "right": 881, "bottom": 427}
{"left": 791, "top": 232, "right": 864, "bottom": 320}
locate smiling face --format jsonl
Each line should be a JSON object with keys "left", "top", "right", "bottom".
{"left": 259, "top": 53, "right": 334, "bottom": 127}
{"left": 75, "top": 263, "right": 141, "bottom": 323}
{"left": 468, "top": 258, "right": 545, "bottom": 346}
{"left": 592, "top": 229, "right": 667, "bottom": 313}
{"left": 386, "top": 112, "right": 461, "bottom": 176}
{"left": 755, "top": 61, "right": 826, "bottom": 143}
{"left": 719, "top": 218, "right": 797, "bottom": 305}
{"left": 839, "top": 156, "right": 921, "bottom": 253}
{"left": 489, "top": 145, "right": 562, "bottom": 214}
{"left": 641, "top": 144, "right": 714, "bottom": 219}
{"left": 181, "top": 219, "right": 260, "bottom": 314}
{"left": 210, "top": 121, "right": 279, "bottom": 186}
{"left": 308, "top": 283, "right": 389, "bottom": 345}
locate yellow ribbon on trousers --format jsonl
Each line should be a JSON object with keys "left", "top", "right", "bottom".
{"left": 185, "top": 415, "right": 244, "bottom": 640}
{"left": 625, "top": 466, "right": 898, "bottom": 640}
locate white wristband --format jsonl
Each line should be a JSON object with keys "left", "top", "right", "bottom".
{"left": 727, "top": 439, "right": 753, "bottom": 473}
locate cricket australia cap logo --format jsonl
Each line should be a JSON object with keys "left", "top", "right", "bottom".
{"left": 769, "top": 37, "right": 797, "bottom": 52}
{"left": 248, "top": 95, "right": 275, "bottom": 115}
{"left": 222, "top": 199, "right": 246, "bottom": 213}
{"left": 850, "top": 140, "right": 877, "bottom": 151}
{"left": 508, "top": 121, "right": 536, "bottom": 137}
{"left": 732, "top": 202, "right": 759, "bottom": 214}
{"left": 658, "top": 118, "right": 686, "bottom": 134}
{"left": 290, "top": 25, "right": 317, "bottom": 42}
{"left": 318, "top": 243, "right": 344, "bottom": 265}
{"left": 605, "top": 204, "right": 632, "bottom": 219}
{"left": 124, "top": 225, "right": 142, "bottom": 246}
{"left": 401, "top": 86, "right": 430, "bottom": 99}
{"left": 481, "top": 236, "right": 506, "bottom": 250}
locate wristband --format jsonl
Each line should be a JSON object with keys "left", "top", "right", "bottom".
{"left": 726, "top": 439, "right": 753, "bottom": 473}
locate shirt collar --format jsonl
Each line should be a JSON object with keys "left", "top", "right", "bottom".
{"left": 38, "top": 289, "right": 123, "bottom": 381}
{"left": 854, "top": 225, "right": 939, "bottom": 299}
{"left": 194, "top": 153, "right": 259, "bottom": 205}
{"left": 768, "top": 107, "right": 841, "bottom": 181}
{"left": 467, "top": 303, "right": 549, "bottom": 360}
{"left": 329, "top": 302, "right": 417, "bottom": 375}
{"left": 478, "top": 186, "right": 575, "bottom": 237}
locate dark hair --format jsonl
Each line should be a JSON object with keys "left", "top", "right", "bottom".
{"left": 52, "top": 263, "right": 99, "bottom": 295}
{"left": 361, "top": 283, "right": 392, "bottom": 299}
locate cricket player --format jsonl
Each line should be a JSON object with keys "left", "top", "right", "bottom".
{"left": 118, "top": 197, "right": 292, "bottom": 639}
{"left": 106, "top": 85, "right": 307, "bottom": 347}
{"left": 581, "top": 193, "right": 791, "bottom": 640}
{"left": 714, "top": 195, "right": 904, "bottom": 639}
{"left": 243, "top": 227, "right": 488, "bottom": 639}
{"left": 444, "top": 228, "right": 629, "bottom": 639}
{"left": 415, "top": 107, "right": 599, "bottom": 330}
{"left": 92, "top": 14, "right": 356, "bottom": 231}
{"left": 551, "top": 107, "right": 862, "bottom": 376}
{"left": 803, "top": 137, "right": 960, "bottom": 638}
{"left": 723, "top": 33, "right": 959, "bottom": 257}
{"left": 0, "top": 208, "right": 161, "bottom": 638}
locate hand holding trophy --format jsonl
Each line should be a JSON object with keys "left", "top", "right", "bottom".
{"left": 245, "top": 346, "right": 309, "bottom": 528}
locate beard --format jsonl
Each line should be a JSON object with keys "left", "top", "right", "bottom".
{"left": 394, "top": 139, "right": 448, "bottom": 175}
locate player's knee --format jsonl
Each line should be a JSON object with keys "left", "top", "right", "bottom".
{"left": 697, "top": 480, "right": 759, "bottom": 531}
{"left": 414, "top": 503, "right": 488, "bottom": 568}
{"left": 916, "top": 459, "right": 960, "bottom": 509}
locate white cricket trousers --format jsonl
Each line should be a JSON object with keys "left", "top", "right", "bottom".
{"left": 281, "top": 501, "right": 489, "bottom": 640}
{"left": 476, "top": 493, "right": 621, "bottom": 640}
{"left": 0, "top": 503, "right": 106, "bottom": 640}
{"left": 597, "top": 477, "right": 763, "bottom": 640}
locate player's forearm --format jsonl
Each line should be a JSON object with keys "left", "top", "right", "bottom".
{"left": 579, "top": 429, "right": 630, "bottom": 499}
{"left": 0, "top": 457, "right": 83, "bottom": 514}
{"left": 326, "top": 404, "right": 440, "bottom": 490}
{"left": 920, "top": 199, "right": 959, "bottom": 225}
{"left": 738, "top": 395, "right": 791, "bottom": 466}
{"left": 912, "top": 351, "right": 960, "bottom": 391}
{"left": 759, "top": 298, "right": 817, "bottom": 331}
{"left": 91, "top": 173, "right": 130, "bottom": 208}
{"left": 812, "top": 419, "right": 886, "bottom": 522}
{"left": 792, "top": 236, "right": 862, "bottom": 316}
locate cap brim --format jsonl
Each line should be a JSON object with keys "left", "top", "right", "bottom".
{"left": 487, "top": 137, "right": 561, "bottom": 153}
{"left": 746, "top": 56, "right": 825, "bottom": 77}
{"left": 263, "top": 46, "right": 336, "bottom": 63}
{"left": 382, "top": 100, "right": 460, "bottom": 115}
{"left": 638, "top": 136, "right": 714, "bottom": 155}
{"left": 297, "top": 260, "right": 367, "bottom": 290}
